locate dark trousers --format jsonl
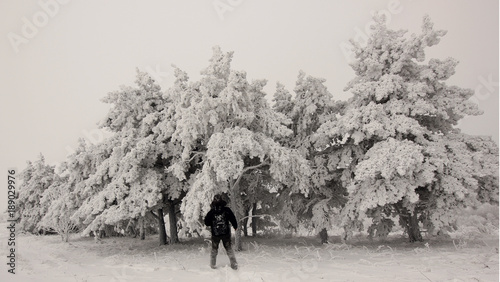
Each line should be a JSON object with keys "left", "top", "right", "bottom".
{"left": 211, "top": 234, "right": 237, "bottom": 267}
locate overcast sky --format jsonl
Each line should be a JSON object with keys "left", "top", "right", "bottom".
{"left": 0, "top": 0, "right": 498, "bottom": 212}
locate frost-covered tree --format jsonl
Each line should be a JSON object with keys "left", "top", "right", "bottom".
{"left": 172, "top": 47, "right": 311, "bottom": 250}
{"left": 39, "top": 139, "right": 110, "bottom": 241}
{"left": 72, "top": 70, "right": 184, "bottom": 245}
{"left": 315, "top": 15, "right": 498, "bottom": 242}
{"left": 423, "top": 133, "right": 499, "bottom": 234}
{"left": 39, "top": 173, "right": 77, "bottom": 242}
{"left": 272, "top": 73, "right": 345, "bottom": 243}
{"left": 17, "top": 154, "right": 56, "bottom": 233}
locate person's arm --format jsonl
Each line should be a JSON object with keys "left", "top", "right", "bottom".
{"left": 204, "top": 210, "right": 212, "bottom": 227}
{"left": 226, "top": 208, "right": 238, "bottom": 230}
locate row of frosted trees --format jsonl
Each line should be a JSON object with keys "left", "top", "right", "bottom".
{"left": 17, "top": 16, "right": 498, "bottom": 249}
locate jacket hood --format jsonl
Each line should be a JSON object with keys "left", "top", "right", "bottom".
{"left": 211, "top": 199, "right": 227, "bottom": 209}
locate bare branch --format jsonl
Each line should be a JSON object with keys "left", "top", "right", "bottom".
{"left": 150, "top": 210, "right": 159, "bottom": 220}
{"left": 188, "top": 151, "right": 205, "bottom": 162}
{"left": 238, "top": 214, "right": 271, "bottom": 223}
{"left": 231, "top": 161, "right": 270, "bottom": 191}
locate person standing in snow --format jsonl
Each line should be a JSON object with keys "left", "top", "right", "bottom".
{"left": 204, "top": 194, "right": 238, "bottom": 270}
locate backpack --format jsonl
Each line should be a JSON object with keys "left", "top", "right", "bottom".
{"left": 212, "top": 208, "right": 229, "bottom": 236}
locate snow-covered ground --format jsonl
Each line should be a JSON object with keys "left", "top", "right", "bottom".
{"left": 1, "top": 219, "right": 498, "bottom": 282}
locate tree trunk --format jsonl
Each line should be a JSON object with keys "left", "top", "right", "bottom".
{"left": 157, "top": 208, "right": 168, "bottom": 245}
{"left": 251, "top": 202, "right": 257, "bottom": 237}
{"left": 402, "top": 211, "right": 423, "bottom": 242}
{"left": 139, "top": 217, "right": 145, "bottom": 240}
{"left": 234, "top": 222, "right": 242, "bottom": 251}
{"left": 168, "top": 201, "right": 179, "bottom": 244}
{"left": 126, "top": 219, "right": 137, "bottom": 238}
{"left": 242, "top": 208, "right": 249, "bottom": 237}
{"left": 230, "top": 188, "right": 243, "bottom": 251}
{"left": 319, "top": 228, "right": 328, "bottom": 244}
{"left": 243, "top": 221, "right": 248, "bottom": 237}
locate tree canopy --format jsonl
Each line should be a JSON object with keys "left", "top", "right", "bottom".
{"left": 16, "top": 16, "right": 498, "bottom": 244}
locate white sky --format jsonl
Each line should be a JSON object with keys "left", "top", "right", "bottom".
{"left": 0, "top": 0, "right": 498, "bottom": 212}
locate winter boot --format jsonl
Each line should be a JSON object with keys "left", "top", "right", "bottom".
{"left": 227, "top": 249, "right": 238, "bottom": 270}
{"left": 210, "top": 249, "right": 217, "bottom": 269}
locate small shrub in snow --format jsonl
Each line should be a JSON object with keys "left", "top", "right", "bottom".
{"left": 449, "top": 204, "right": 499, "bottom": 240}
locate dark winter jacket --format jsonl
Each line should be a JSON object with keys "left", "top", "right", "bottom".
{"left": 204, "top": 199, "right": 238, "bottom": 236}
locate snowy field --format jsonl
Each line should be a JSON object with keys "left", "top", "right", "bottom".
{"left": 1, "top": 220, "right": 498, "bottom": 282}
